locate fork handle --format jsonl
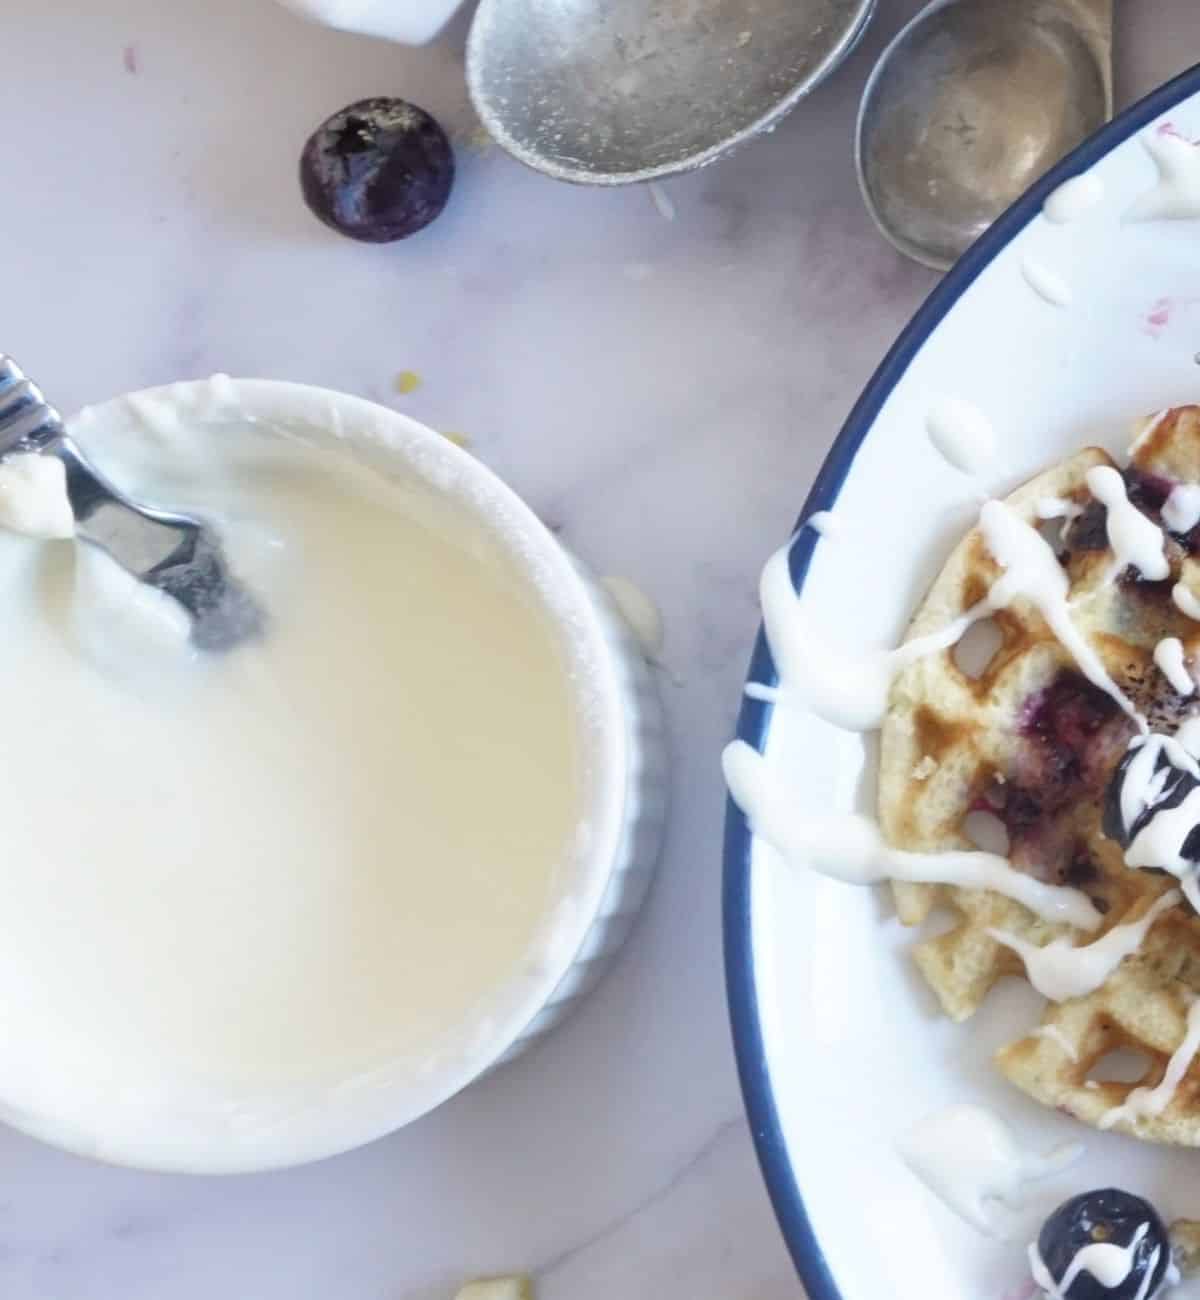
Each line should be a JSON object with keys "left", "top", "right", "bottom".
{"left": 0, "top": 356, "right": 65, "bottom": 456}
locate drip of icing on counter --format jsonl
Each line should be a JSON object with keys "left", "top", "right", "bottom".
{"left": 1155, "top": 637, "right": 1196, "bottom": 696}
{"left": 1021, "top": 254, "right": 1072, "bottom": 308}
{"left": 1043, "top": 172, "right": 1105, "bottom": 224}
{"left": 989, "top": 889, "right": 1180, "bottom": 1002}
{"left": 898, "top": 1103, "right": 1081, "bottom": 1238}
{"left": 1127, "top": 131, "right": 1200, "bottom": 223}
{"left": 1100, "top": 998, "right": 1200, "bottom": 1131}
{"left": 723, "top": 742, "right": 1102, "bottom": 929}
{"left": 1085, "top": 465, "right": 1170, "bottom": 582}
{"left": 925, "top": 397, "right": 997, "bottom": 476}
{"left": 600, "top": 576, "right": 664, "bottom": 659}
{"left": 1029, "top": 1223, "right": 1157, "bottom": 1299}
{"left": 1164, "top": 483, "right": 1200, "bottom": 534}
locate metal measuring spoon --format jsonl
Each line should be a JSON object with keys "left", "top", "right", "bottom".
{"left": 856, "top": 0, "right": 1112, "bottom": 271}
{"left": 466, "top": 0, "right": 875, "bottom": 185}
{"left": 0, "top": 358, "right": 263, "bottom": 652}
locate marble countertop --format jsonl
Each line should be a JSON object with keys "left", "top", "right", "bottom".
{"left": 2, "top": 2, "right": 1198, "bottom": 1297}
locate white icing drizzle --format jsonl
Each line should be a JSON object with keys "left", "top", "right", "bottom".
{"left": 1021, "top": 254, "right": 1073, "bottom": 307}
{"left": 926, "top": 397, "right": 997, "bottom": 476}
{"left": 1155, "top": 637, "right": 1196, "bottom": 696}
{"left": 1029, "top": 1224, "right": 1156, "bottom": 1299}
{"left": 1164, "top": 483, "right": 1200, "bottom": 534}
{"left": 1043, "top": 171, "right": 1105, "bottom": 224}
{"left": 722, "top": 741, "right": 1102, "bottom": 929}
{"left": 1037, "top": 497, "right": 1083, "bottom": 522}
{"left": 1128, "top": 131, "right": 1200, "bottom": 223}
{"left": 979, "top": 500, "right": 1143, "bottom": 724}
{"left": 1174, "top": 583, "right": 1200, "bottom": 621}
{"left": 806, "top": 510, "right": 840, "bottom": 538}
{"left": 1031, "top": 1023, "right": 1079, "bottom": 1062}
{"left": 1177, "top": 715, "right": 1200, "bottom": 757}
{"left": 989, "top": 889, "right": 1179, "bottom": 1002}
{"left": 897, "top": 1103, "right": 1081, "bottom": 1238}
{"left": 748, "top": 545, "right": 982, "bottom": 731}
{"left": 1100, "top": 997, "right": 1200, "bottom": 1130}
{"left": 1085, "top": 465, "right": 1170, "bottom": 582}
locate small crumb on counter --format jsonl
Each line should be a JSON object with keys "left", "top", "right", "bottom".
{"left": 395, "top": 370, "right": 422, "bottom": 395}
{"left": 123, "top": 42, "right": 140, "bottom": 74}
{"left": 441, "top": 431, "right": 471, "bottom": 449}
{"left": 455, "top": 1278, "right": 534, "bottom": 1300}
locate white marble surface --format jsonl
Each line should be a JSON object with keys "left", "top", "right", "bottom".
{"left": 1, "top": 3, "right": 1197, "bottom": 1297}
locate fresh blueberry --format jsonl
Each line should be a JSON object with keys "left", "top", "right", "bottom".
{"left": 300, "top": 97, "right": 454, "bottom": 243}
{"left": 1035, "top": 1189, "right": 1170, "bottom": 1300}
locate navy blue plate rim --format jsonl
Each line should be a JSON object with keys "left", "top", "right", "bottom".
{"left": 722, "top": 61, "right": 1200, "bottom": 1300}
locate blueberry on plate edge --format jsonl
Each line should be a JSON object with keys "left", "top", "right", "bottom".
{"left": 300, "top": 97, "right": 455, "bottom": 243}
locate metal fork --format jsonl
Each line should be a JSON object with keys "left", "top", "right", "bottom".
{"left": 0, "top": 357, "right": 264, "bottom": 651}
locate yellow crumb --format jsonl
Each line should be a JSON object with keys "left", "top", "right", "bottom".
{"left": 442, "top": 431, "right": 471, "bottom": 449}
{"left": 394, "top": 370, "right": 422, "bottom": 395}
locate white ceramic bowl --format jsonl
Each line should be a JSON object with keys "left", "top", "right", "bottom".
{"left": 726, "top": 66, "right": 1200, "bottom": 1300}
{"left": 3, "top": 378, "right": 665, "bottom": 1174}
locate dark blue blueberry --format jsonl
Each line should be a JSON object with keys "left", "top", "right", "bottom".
{"left": 1036, "top": 1189, "right": 1169, "bottom": 1300}
{"left": 300, "top": 97, "right": 454, "bottom": 243}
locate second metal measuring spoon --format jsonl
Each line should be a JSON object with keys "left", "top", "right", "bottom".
{"left": 856, "top": 0, "right": 1112, "bottom": 270}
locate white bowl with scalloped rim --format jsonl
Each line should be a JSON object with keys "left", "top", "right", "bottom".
{"left": 726, "top": 66, "right": 1200, "bottom": 1300}
{"left": 0, "top": 378, "right": 666, "bottom": 1175}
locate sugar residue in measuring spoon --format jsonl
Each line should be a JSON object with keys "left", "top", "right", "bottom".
{"left": 1042, "top": 171, "right": 1104, "bottom": 224}
{"left": 898, "top": 1103, "right": 1081, "bottom": 1237}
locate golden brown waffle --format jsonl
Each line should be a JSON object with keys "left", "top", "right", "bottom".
{"left": 880, "top": 406, "right": 1200, "bottom": 1142}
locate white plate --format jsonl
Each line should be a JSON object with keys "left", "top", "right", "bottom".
{"left": 725, "top": 66, "right": 1200, "bottom": 1300}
